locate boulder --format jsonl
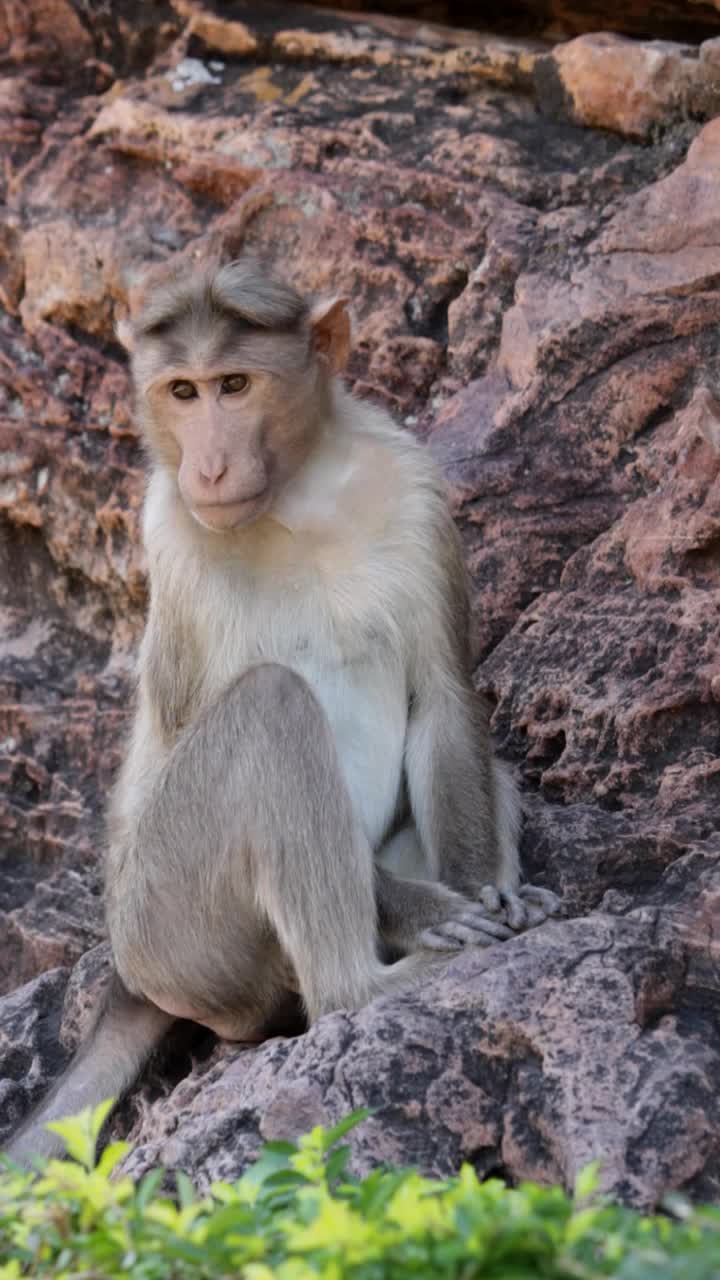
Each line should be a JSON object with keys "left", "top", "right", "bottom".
{"left": 535, "top": 32, "right": 720, "bottom": 137}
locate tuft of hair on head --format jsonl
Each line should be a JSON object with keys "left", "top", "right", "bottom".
{"left": 212, "top": 257, "right": 308, "bottom": 332}
{"left": 117, "top": 255, "right": 309, "bottom": 353}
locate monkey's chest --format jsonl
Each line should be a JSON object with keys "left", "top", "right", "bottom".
{"left": 206, "top": 591, "right": 408, "bottom": 849}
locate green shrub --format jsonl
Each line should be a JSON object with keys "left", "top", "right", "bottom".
{"left": 1, "top": 1104, "right": 719, "bottom": 1278}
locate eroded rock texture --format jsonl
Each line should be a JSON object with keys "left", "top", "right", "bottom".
{"left": 1, "top": 0, "right": 719, "bottom": 1208}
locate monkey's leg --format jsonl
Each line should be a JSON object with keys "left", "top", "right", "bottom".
{"left": 6, "top": 973, "right": 172, "bottom": 1166}
{"left": 140, "top": 663, "right": 443, "bottom": 1025}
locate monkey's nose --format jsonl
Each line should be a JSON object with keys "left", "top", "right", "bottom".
{"left": 199, "top": 457, "right": 228, "bottom": 484}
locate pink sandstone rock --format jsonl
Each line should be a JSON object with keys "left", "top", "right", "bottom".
{"left": 535, "top": 32, "right": 720, "bottom": 138}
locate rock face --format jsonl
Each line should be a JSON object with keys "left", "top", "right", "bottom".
{"left": 1, "top": 0, "right": 719, "bottom": 1209}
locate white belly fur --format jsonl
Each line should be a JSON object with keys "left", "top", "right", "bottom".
{"left": 291, "top": 651, "right": 407, "bottom": 850}
{"left": 185, "top": 573, "right": 412, "bottom": 854}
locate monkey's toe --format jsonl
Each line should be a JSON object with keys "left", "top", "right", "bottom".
{"left": 479, "top": 885, "right": 503, "bottom": 915}
{"left": 419, "top": 909, "right": 514, "bottom": 951}
{"left": 478, "top": 884, "right": 528, "bottom": 930}
{"left": 519, "top": 884, "right": 561, "bottom": 923}
{"left": 499, "top": 892, "right": 529, "bottom": 931}
{"left": 418, "top": 927, "right": 464, "bottom": 950}
{"left": 482, "top": 885, "right": 561, "bottom": 932}
{"left": 456, "top": 907, "right": 514, "bottom": 940}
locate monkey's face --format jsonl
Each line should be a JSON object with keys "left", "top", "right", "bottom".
{"left": 140, "top": 335, "right": 326, "bottom": 533}
{"left": 123, "top": 260, "right": 351, "bottom": 533}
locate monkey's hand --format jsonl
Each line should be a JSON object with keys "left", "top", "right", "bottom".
{"left": 418, "top": 884, "right": 560, "bottom": 951}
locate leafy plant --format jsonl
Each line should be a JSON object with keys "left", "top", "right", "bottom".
{"left": 1, "top": 1105, "right": 719, "bottom": 1278}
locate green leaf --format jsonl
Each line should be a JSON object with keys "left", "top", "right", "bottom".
{"left": 325, "top": 1145, "right": 351, "bottom": 1186}
{"left": 176, "top": 1170, "right": 196, "bottom": 1210}
{"left": 573, "top": 1161, "right": 602, "bottom": 1203}
{"left": 45, "top": 1098, "right": 116, "bottom": 1171}
{"left": 3, "top": 1108, "right": 720, "bottom": 1279}
{"left": 320, "top": 1109, "right": 372, "bottom": 1152}
{"left": 96, "top": 1140, "right": 131, "bottom": 1178}
{"left": 135, "top": 1168, "right": 166, "bottom": 1211}
{"left": 238, "top": 1144, "right": 297, "bottom": 1195}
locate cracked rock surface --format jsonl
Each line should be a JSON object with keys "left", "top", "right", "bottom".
{"left": 0, "top": 0, "right": 719, "bottom": 1206}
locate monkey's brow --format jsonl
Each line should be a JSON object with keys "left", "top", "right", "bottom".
{"left": 141, "top": 308, "right": 288, "bottom": 347}
{"left": 142, "top": 333, "right": 308, "bottom": 389}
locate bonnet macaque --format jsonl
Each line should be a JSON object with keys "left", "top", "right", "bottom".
{"left": 7, "top": 257, "right": 557, "bottom": 1163}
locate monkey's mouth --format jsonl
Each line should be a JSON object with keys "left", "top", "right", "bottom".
{"left": 191, "top": 491, "right": 269, "bottom": 532}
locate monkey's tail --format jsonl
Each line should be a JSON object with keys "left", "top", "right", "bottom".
{"left": 5, "top": 986, "right": 173, "bottom": 1167}
{"left": 370, "top": 948, "right": 459, "bottom": 1006}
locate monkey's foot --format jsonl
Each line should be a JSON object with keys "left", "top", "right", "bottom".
{"left": 479, "top": 883, "right": 561, "bottom": 931}
{"left": 418, "top": 901, "right": 516, "bottom": 951}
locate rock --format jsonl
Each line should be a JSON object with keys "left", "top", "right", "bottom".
{"left": 535, "top": 32, "right": 720, "bottom": 138}
{"left": 171, "top": 0, "right": 258, "bottom": 57}
{"left": 1, "top": 1, "right": 720, "bottom": 1208}
{"left": 0, "top": 0, "right": 94, "bottom": 76}
{"left": 291, "top": 1, "right": 720, "bottom": 44}
{"left": 0, "top": 216, "right": 23, "bottom": 313}
{"left": 115, "top": 914, "right": 720, "bottom": 1210}
{"left": 0, "top": 969, "right": 70, "bottom": 1144}
{"left": 19, "top": 223, "right": 124, "bottom": 339}
{"left": 596, "top": 114, "right": 720, "bottom": 254}
{"left": 59, "top": 943, "right": 113, "bottom": 1051}
{"left": 0, "top": 0, "right": 179, "bottom": 88}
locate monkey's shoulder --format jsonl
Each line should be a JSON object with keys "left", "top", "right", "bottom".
{"left": 339, "top": 421, "right": 454, "bottom": 538}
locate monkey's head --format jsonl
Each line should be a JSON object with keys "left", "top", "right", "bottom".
{"left": 118, "top": 258, "right": 350, "bottom": 532}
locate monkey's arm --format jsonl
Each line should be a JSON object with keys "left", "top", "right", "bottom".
{"left": 400, "top": 497, "right": 559, "bottom": 938}
{"left": 405, "top": 669, "right": 559, "bottom": 928}
{"left": 405, "top": 671, "right": 506, "bottom": 896}
{"left": 140, "top": 593, "right": 201, "bottom": 742}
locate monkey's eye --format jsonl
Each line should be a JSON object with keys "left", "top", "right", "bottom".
{"left": 220, "top": 373, "right": 249, "bottom": 396}
{"left": 170, "top": 380, "right": 198, "bottom": 401}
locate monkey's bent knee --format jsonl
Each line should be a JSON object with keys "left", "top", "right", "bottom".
{"left": 228, "top": 662, "right": 320, "bottom": 714}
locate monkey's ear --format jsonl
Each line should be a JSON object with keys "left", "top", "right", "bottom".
{"left": 115, "top": 315, "right": 135, "bottom": 353}
{"left": 115, "top": 264, "right": 154, "bottom": 353}
{"left": 116, "top": 259, "right": 167, "bottom": 352}
{"left": 310, "top": 297, "right": 351, "bottom": 373}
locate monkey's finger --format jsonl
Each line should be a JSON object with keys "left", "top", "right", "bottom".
{"left": 479, "top": 885, "right": 503, "bottom": 915}
{"left": 419, "top": 927, "right": 465, "bottom": 951}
